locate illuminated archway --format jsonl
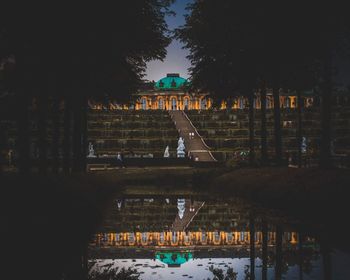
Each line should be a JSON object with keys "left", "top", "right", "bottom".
{"left": 184, "top": 97, "right": 189, "bottom": 110}
{"left": 158, "top": 98, "right": 164, "bottom": 110}
{"left": 141, "top": 98, "right": 147, "bottom": 110}
{"left": 171, "top": 98, "right": 177, "bottom": 110}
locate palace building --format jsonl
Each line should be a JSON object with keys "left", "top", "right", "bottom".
{"left": 133, "top": 73, "right": 314, "bottom": 110}
{"left": 134, "top": 73, "right": 211, "bottom": 110}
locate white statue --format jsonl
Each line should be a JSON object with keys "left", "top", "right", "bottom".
{"left": 301, "top": 137, "right": 307, "bottom": 153}
{"left": 177, "top": 198, "right": 186, "bottom": 220}
{"left": 178, "top": 136, "right": 184, "bottom": 146}
{"left": 177, "top": 137, "right": 186, "bottom": 158}
{"left": 163, "top": 146, "right": 170, "bottom": 158}
{"left": 87, "top": 142, "right": 96, "bottom": 158}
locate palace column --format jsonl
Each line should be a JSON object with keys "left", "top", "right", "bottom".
{"left": 257, "top": 96, "right": 261, "bottom": 109}
{"left": 166, "top": 96, "right": 170, "bottom": 110}
{"left": 279, "top": 95, "right": 284, "bottom": 108}
{"left": 147, "top": 97, "right": 152, "bottom": 110}
{"left": 207, "top": 98, "right": 211, "bottom": 109}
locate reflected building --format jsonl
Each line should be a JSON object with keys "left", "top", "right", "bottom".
{"left": 91, "top": 230, "right": 301, "bottom": 248}
{"left": 89, "top": 196, "right": 324, "bottom": 278}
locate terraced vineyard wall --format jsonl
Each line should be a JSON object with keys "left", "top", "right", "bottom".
{"left": 2, "top": 107, "right": 349, "bottom": 163}
{"left": 187, "top": 107, "right": 350, "bottom": 161}
{"left": 88, "top": 110, "right": 179, "bottom": 157}
{"left": 1, "top": 109, "right": 180, "bottom": 161}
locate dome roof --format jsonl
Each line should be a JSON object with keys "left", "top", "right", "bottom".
{"left": 155, "top": 73, "right": 188, "bottom": 90}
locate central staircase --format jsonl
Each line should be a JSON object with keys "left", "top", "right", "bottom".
{"left": 169, "top": 110, "right": 216, "bottom": 162}
{"left": 171, "top": 199, "right": 205, "bottom": 232}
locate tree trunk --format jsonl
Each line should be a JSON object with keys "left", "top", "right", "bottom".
{"left": 320, "top": 53, "right": 332, "bottom": 168}
{"left": 298, "top": 232, "right": 304, "bottom": 280}
{"left": 226, "top": 97, "right": 234, "bottom": 111}
{"left": 51, "top": 95, "right": 60, "bottom": 173}
{"left": 321, "top": 233, "right": 331, "bottom": 280}
{"left": 81, "top": 95, "right": 88, "bottom": 172}
{"left": 72, "top": 95, "right": 83, "bottom": 173}
{"left": 249, "top": 214, "right": 255, "bottom": 280}
{"left": 275, "top": 225, "right": 283, "bottom": 280}
{"left": 17, "top": 93, "right": 31, "bottom": 175}
{"left": 262, "top": 220, "right": 268, "bottom": 280}
{"left": 260, "top": 87, "right": 268, "bottom": 164}
{"left": 37, "top": 93, "right": 48, "bottom": 174}
{"left": 297, "top": 91, "right": 303, "bottom": 168}
{"left": 15, "top": 55, "right": 31, "bottom": 175}
{"left": 273, "top": 88, "right": 282, "bottom": 164}
{"left": 248, "top": 92, "right": 255, "bottom": 166}
{"left": 63, "top": 96, "right": 71, "bottom": 174}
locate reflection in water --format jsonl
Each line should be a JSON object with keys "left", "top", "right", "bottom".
{"left": 88, "top": 196, "right": 349, "bottom": 279}
{"left": 156, "top": 251, "right": 193, "bottom": 267}
{"left": 92, "top": 230, "right": 299, "bottom": 247}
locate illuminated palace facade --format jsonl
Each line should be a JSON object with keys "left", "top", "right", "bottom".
{"left": 134, "top": 73, "right": 211, "bottom": 110}
{"left": 133, "top": 73, "right": 314, "bottom": 110}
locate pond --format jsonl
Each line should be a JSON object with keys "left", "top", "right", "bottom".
{"left": 88, "top": 195, "right": 350, "bottom": 280}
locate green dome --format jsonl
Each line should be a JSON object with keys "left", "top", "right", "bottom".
{"left": 155, "top": 73, "right": 188, "bottom": 90}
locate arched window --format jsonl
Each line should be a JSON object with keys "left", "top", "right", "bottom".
{"left": 141, "top": 98, "right": 147, "bottom": 110}
{"left": 171, "top": 98, "right": 177, "bottom": 110}
{"left": 158, "top": 98, "right": 164, "bottom": 110}
{"left": 200, "top": 98, "right": 206, "bottom": 109}
{"left": 184, "top": 98, "right": 189, "bottom": 110}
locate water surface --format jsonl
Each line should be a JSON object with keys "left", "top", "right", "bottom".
{"left": 89, "top": 195, "right": 350, "bottom": 279}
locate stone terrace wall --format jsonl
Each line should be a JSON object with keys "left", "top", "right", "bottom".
{"left": 88, "top": 110, "right": 179, "bottom": 157}
{"left": 187, "top": 106, "right": 350, "bottom": 161}
{"left": 1, "top": 109, "right": 180, "bottom": 161}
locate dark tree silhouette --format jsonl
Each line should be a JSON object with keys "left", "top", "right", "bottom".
{"left": 176, "top": 1, "right": 350, "bottom": 168}
{"left": 0, "top": 1, "right": 173, "bottom": 173}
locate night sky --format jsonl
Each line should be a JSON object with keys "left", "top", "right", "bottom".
{"left": 145, "top": 0, "right": 350, "bottom": 86}
{"left": 145, "top": 0, "right": 193, "bottom": 82}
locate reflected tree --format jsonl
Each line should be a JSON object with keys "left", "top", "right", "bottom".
{"left": 208, "top": 265, "right": 237, "bottom": 280}
{"left": 88, "top": 266, "right": 140, "bottom": 280}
